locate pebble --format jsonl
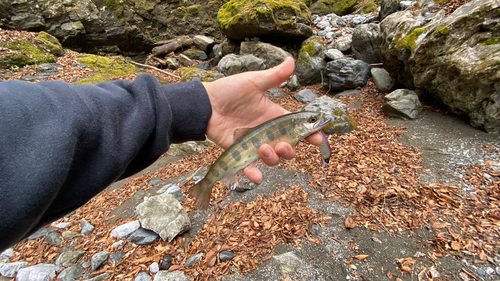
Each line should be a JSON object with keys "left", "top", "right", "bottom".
{"left": 129, "top": 228, "right": 160, "bottom": 245}
{"left": 44, "top": 231, "right": 62, "bottom": 245}
{"left": 28, "top": 227, "right": 56, "bottom": 240}
{"left": 149, "top": 262, "right": 159, "bottom": 274}
{"left": 57, "top": 264, "right": 85, "bottom": 281}
{"left": 161, "top": 255, "right": 173, "bottom": 270}
{"left": 56, "top": 251, "right": 86, "bottom": 267}
{"left": 62, "top": 231, "right": 79, "bottom": 240}
{"left": 16, "top": 263, "right": 57, "bottom": 281}
{"left": 110, "top": 221, "right": 140, "bottom": 238}
{"left": 0, "top": 261, "right": 28, "bottom": 277}
{"left": 294, "top": 89, "right": 318, "bottom": 103}
{"left": 185, "top": 253, "right": 205, "bottom": 267}
{"left": 110, "top": 252, "right": 126, "bottom": 264}
{"left": 82, "top": 272, "right": 110, "bottom": 281}
{"left": 56, "top": 222, "right": 72, "bottom": 229}
{"left": 135, "top": 272, "right": 152, "bottom": 281}
{"left": 477, "top": 268, "right": 486, "bottom": 276}
{"left": 91, "top": 251, "right": 110, "bottom": 271}
{"left": 148, "top": 178, "right": 163, "bottom": 186}
{"left": 485, "top": 267, "right": 495, "bottom": 275}
{"left": 219, "top": 251, "right": 237, "bottom": 262}
{"left": 496, "top": 266, "right": 500, "bottom": 275}
{"left": 111, "top": 240, "right": 124, "bottom": 248}
{"left": 81, "top": 220, "right": 95, "bottom": 235}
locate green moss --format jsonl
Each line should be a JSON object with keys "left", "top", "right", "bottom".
{"left": 395, "top": 28, "right": 426, "bottom": 50}
{"left": 34, "top": 32, "right": 64, "bottom": 56}
{"left": 332, "top": 0, "right": 358, "bottom": 15}
{"left": 298, "top": 36, "right": 323, "bottom": 63}
{"left": 481, "top": 37, "right": 500, "bottom": 46}
{"left": 77, "top": 54, "right": 137, "bottom": 78}
{"left": 491, "top": 61, "right": 500, "bottom": 67}
{"left": 178, "top": 4, "right": 201, "bottom": 22}
{"left": 432, "top": 26, "right": 450, "bottom": 37}
{"left": 359, "top": 1, "right": 378, "bottom": 13}
{"left": 217, "top": 0, "right": 310, "bottom": 31}
{"left": 76, "top": 74, "right": 111, "bottom": 85}
{"left": 310, "top": 0, "right": 360, "bottom": 16}
{"left": 134, "top": 0, "right": 156, "bottom": 12}
{"left": 434, "top": 0, "right": 450, "bottom": 4}
{"left": 0, "top": 40, "right": 56, "bottom": 69}
{"left": 179, "top": 67, "right": 223, "bottom": 82}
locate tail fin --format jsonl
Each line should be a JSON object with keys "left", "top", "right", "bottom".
{"left": 188, "top": 179, "right": 213, "bottom": 210}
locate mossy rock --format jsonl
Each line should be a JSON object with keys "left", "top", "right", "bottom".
{"left": 77, "top": 54, "right": 137, "bottom": 78}
{"left": 217, "top": 0, "right": 312, "bottom": 40}
{"left": 178, "top": 67, "right": 224, "bottom": 82}
{"left": 0, "top": 40, "right": 56, "bottom": 69}
{"left": 395, "top": 28, "right": 426, "bottom": 50}
{"left": 76, "top": 74, "right": 111, "bottom": 85}
{"left": 34, "top": 32, "right": 64, "bottom": 56}
{"left": 358, "top": 0, "right": 378, "bottom": 14}
{"left": 310, "top": 0, "right": 361, "bottom": 16}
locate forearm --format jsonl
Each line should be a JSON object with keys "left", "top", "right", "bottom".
{"left": 0, "top": 74, "right": 211, "bottom": 250}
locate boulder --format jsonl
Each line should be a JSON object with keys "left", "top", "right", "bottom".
{"left": 371, "top": 68, "right": 393, "bottom": 92}
{"left": 294, "top": 36, "right": 327, "bottom": 86}
{"left": 352, "top": 23, "right": 381, "bottom": 64}
{"left": 136, "top": 194, "right": 191, "bottom": 242}
{"left": 382, "top": 89, "right": 423, "bottom": 119}
{"left": 178, "top": 68, "right": 224, "bottom": 82}
{"left": 216, "top": 54, "right": 266, "bottom": 76}
{"left": 301, "top": 96, "right": 357, "bottom": 135}
{"left": 379, "top": 0, "right": 402, "bottom": 21}
{"left": 240, "top": 40, "right": 291, "bottom": 68}
{"left": 332, "top": 34, "right": 353, "bottom": 52}
{"left": 294, "top": 89, "right": 318, "bottom": 103}
{"left": 323, "top": 58, "right": 371, "bottom": 91}
{"left": 379, "top": 0, "right": 500, "bottom": 132}
{"left": 217, "top": 0, "right": 312, "bottom": 40}
{"left": 310, "top": 0, "right": 361, "bottom": 16}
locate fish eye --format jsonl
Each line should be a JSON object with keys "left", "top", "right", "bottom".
{"left": 308, "top": 116, "right": 317, "bottom": 123}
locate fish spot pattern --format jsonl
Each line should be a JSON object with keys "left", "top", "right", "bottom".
{"left": 267, "top": 131, "right": 275, "bottom": 142}
{"left": 241, "top": 142, "right": 249, "bottom": 150}
{"left": 279, "top": 123, "right": 287, "bottom": 135}
{"left": 232, "top": 150, "right": 241, "bottom": 161}
{"left": 251, "top": 137, "right": 261, "bottom": 148}
{"left": 219, "top": 160, "right": 228, "bottom": 171}
{"left": 212, "top": 169, "right": 220, "bottom": 178}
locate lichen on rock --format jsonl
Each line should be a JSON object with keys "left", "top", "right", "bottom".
{"left": 76, "top": 54, "right": 138, "bottom": 85}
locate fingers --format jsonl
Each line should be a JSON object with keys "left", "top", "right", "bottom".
{"left": 256, "top": 57, "right": 295, "bottom": 91}
{"left": 243, "top": 165, "right": 262, "bottom": 183}
{"left": 305, "top": 131, "right": 323, "bottom": 146}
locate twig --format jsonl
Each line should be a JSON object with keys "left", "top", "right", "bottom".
{"left": 462, "top": 267, "right": 485, "bottom": 281}
{"left": 127, "top": 59, "right": 180, "bottom": 79}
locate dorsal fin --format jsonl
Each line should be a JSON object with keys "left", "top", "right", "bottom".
{"left": 233, "top": 128, "right": 250, "bottom": 142}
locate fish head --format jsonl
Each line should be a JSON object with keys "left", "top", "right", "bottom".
{"left": 293, "top": 111, "right": 331, "bottom": 138}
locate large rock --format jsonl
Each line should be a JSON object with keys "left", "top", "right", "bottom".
{"left": 301, "top": 96, "right": 357, "bottom": 135}
{"left": 352, "top": 23, "right": 381, "bottom": 64}
{"left": 323, "top": 58, "right": 372, "bottom": 91}
{"left": 16, "top": 263, "right": 57, "bottom": 281}
{"left": 216, "top": 54, "right": 266, "bottom": 76}
{"left": 310, "top": 0, "right": 361, "bottom": 16}
{"left": 240, "top": 40, "right": 291, "bottom": 68}
{"left": 382, "top": 89, "right": 423, "bottom": 120}
{"left": 379, "top": 0, "right": 500, "bottom": 132}
{"left": 294, "top": 36, "right": 327, "bottom": 86}
{"left": 217, "top": 0, "right": 312, "bottom": 40}
{"left": 136, "top": 194, "right": 190, "bottom": 242}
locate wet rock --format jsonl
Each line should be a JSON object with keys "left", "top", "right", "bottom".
{"left": 220, "top": 251, "right": 237, "bottom": 262}
{"left": 153, "top": 270, "right": 190, "bottom": 281}
{"left": 0, "top": 261, "right": 28, "bottom": 277}
{"left": 382, "top": 89, "right": 423, "bottom": 120}
{"left": 216, "top": 54, "right": 266, "bottom": 76}
{"left": 185, "top": 253, "right": 205, "bottom": 267}
{"left": 91, "top": 251, "right": 110, "bottom": 271}
{"left": 301, "top": 96, "right": 356, "bottom": 135}
{"left": 149, "top": 262, "right": 159, "bottom": 274}
{"left": 136, "top": 194, "right": 190, "bottom": 242}
{"left": 44, "top": 231, "right": 62, "bottom": 245}
{"left": 56, "top": 251, "right": 86, "bottom": 267}
{"left": 110, "top": 221, "right": 140, "bottom": 238}
{"left": 135, "top": 272, "right": 152, "bottom": 281}
{"left": 81, "top": 220, "right": 95, "bottom": 235}
{"left": 16, "top": 263, "right": 56, "bottom": 281}
{"left": 352, "top": 23, "right": 381, "bottom": 64}
{"left": 240, "top": 40, "right": 291, "bottom": 68}
{"left": 295, "top": 36, "right": 326, "bottom": 86}
{"left": 57, "top": 264, "right": 85, "bottom": 281}
{"left": 161, "top": 255, "right": 174, "bottom": 270}
{"left": 324, "top": 58, "right": 371, "bottom": 91}
{"left": 129, "top": 228, "right": 160, "bottom": 245}
{"left": 82, "top": 272, "right": 110, "bottom": 281}
{"left": 294, "top": 89, "right": 318, "bottom": 103}
{"left": 273, "top": 252, "right": 302, "bottom": 276}
{"left": 371, "top": 68, "right": 392, "bottom": 93}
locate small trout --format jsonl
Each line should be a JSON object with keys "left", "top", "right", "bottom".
{"left": 189, "top": 111, "right": 331, "bottom": 209}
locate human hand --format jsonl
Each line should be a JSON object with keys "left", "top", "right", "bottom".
{"left": 203, "top": 57, "right": 322, "bottom": 183}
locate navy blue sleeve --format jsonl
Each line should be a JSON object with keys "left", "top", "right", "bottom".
{"left": 0, "top": 74, "right": 212, "bottom": 250}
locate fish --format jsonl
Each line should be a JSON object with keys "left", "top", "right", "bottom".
{"left": 188, "top": 111, "right": 331, "bottom": 209}
{"left": 319, "top": 131, "right": 331, "bottom": 168}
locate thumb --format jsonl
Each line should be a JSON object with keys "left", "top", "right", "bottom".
{"left": 255, "top": 56, "right": 295, "bottom": 91}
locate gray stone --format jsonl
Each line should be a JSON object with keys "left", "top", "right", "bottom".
{"left": 110, "top": 221, "right": 140, "bottom": 238}
{"left": 301, "top": 96, "right": 356, "bottom": 135}
{"left": 324, "top": 58, "right": 372, "bottom": 91}
{"left": 91, "top": 251, "right": 110, "bottom": 271}
{"left": 193, "top": 35, "right": 215, "bottom": 52}
{"left": 325, "top": 49, "right": 344, "bottom": 61}
{"left": 179, "top": 67, "right": 224, "bottom": 82}
{"left": 136, "top": 194, "right": 190, "bottom": 242}
{"left": 178, "top": 54, "right": 193, "bottom": 67}
{"left": 56, "top": 222, "right": 72, "bottom": 229}
{"left": 240, "top": 40, "right": 291, "bottom": 68}
{"left": 294, "top": 89, "right": 318, "bottom": 103}
{"left": 16, "top": 263, "right": 57, "bottom": 281}
{"left": 273, "top": 252, "right": 302, "bottom": 276}
{"left": 56, "top": 251, "right": 86, "bottom": 267}
{"left": 182, "top": 50, "right": 208, "bottom": 61}
{"left": 352, "top": 23, "right": 381, "bottom": 64}
{"left": 216, "top": 54, "right": 266, "bottom": 76}
{"left": 81, "top": 220, "right": 95, "bottom": 235}
{"left": 168, "top": 140, "right": 213, "bottom": 157}
{"left": 219, "top": 251, "right": 236, "bottom": 262}
{"left": 195, "top": 62, "right": 212, "bottom": 71}
{"left": 110, "top": 253, "right": 125, "bottom": 264}
{"left": 333, "top": 35, "right": 352, "bottom": 52}
{"left": 166, "top": 58, "right": 179, "bottom": 70}
{"left": 149, "top": 262, "right": 159, "bottom": 274}
{"left": 478, "top": 268, "right": 486, "bottom": 276}
{"left": 82, "top": 273, "right": 110, "bottom": 281}
{"left": 148, "top": 178, "right": 163, "bottom": 186}
{"left": 371, "top": 68, "right": 393, "bottom": 93}
{"left": 44, "top": 231, "right": 62, "bottom": 245}
{"left": 496, "top": 266, "right": 500, "bottom": 275}
{"left": 382, "top": 89, "right": 423, "bottom": 120}
{"left": 62, "top": 231, "right": 79, "bottom": 240}
{"left": 28, "top": 227, "right": 56, "bottom": 240}
{"left": 57, "top": 264, "right": 85, "bottom": 281}
{"left": 129, "top": 229, "right": 159, "bottom": 245}
{"left": 379, "top": 0, "right": 402, "bottom": 21}
{"left": 1, "top": 248, "right": 14, "bottom": 260}
{"left": 161, "top": 255, "right": 173, "bottom": 270}
{"left": 135, "top": 272, "right": 152, "bottom": 281}
{"left": 0, "top": 261, "right": 28, "bottom": 277}
{"left": 153, "top": 270, "right": 190, "bottom": 281}
{"left": 295, "top": 36, "right": 326, "bottom": 86}
{"left": 485, "top": 267, "right": 495, "bottom": 275}
{"left": 185, "top": 253, "right": 204, "bottom": 267}
{"left": 286, "top": 75, "right": 300, "bottom": 91}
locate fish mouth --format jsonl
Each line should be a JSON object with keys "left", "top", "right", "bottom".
{"left": 318, "top": 118, "right": 332, "bottom": 128}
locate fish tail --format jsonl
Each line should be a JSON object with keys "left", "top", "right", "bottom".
{"left": 188, "top": 179, "right": 213, "bottom": 210}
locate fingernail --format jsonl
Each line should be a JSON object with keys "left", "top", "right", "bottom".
{"left": 276, "top": 146, "right": 289, "bottom": 157}
{"left": 262, "top": 145, "right": 272, "bottom": 158}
